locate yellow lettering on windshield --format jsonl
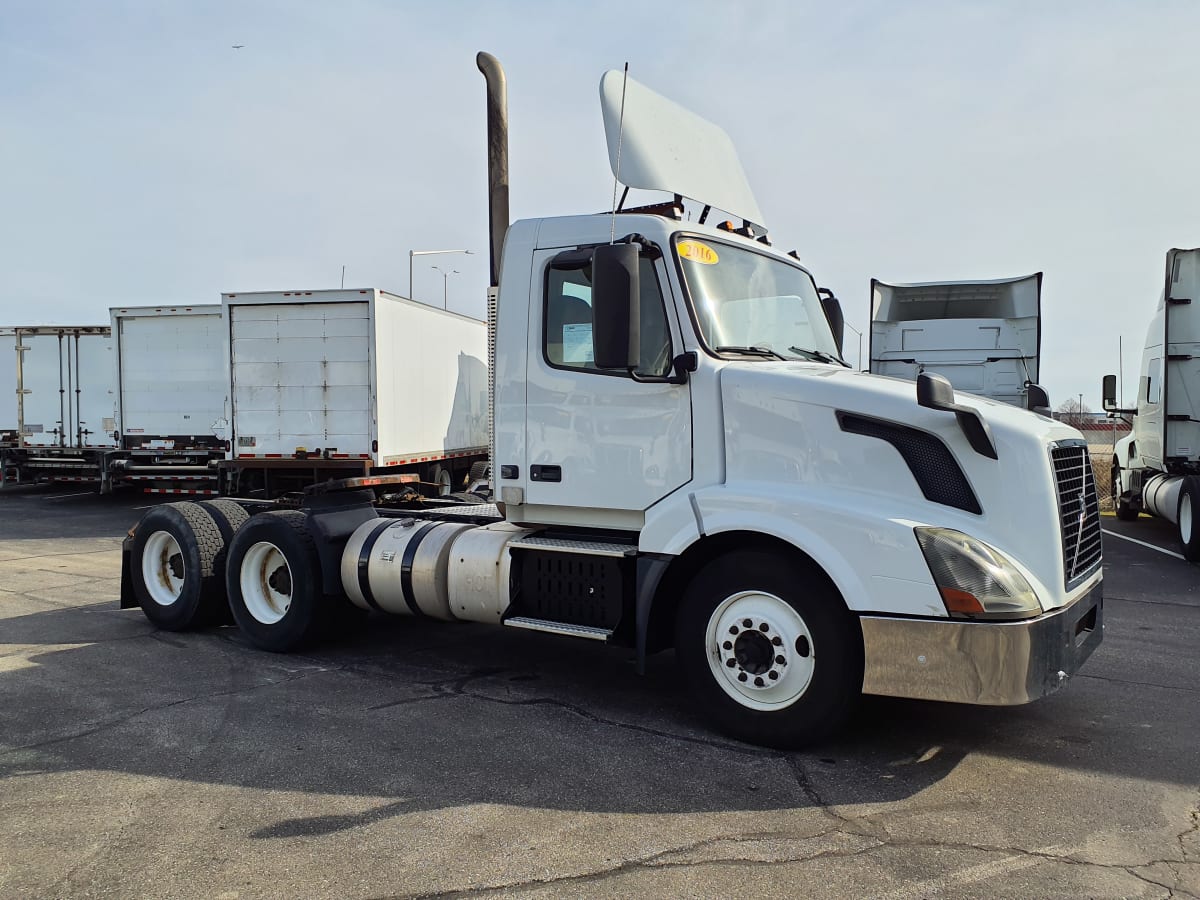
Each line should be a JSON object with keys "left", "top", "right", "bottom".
{"left": 677, "top": 240, "right": 719, "bottom": 265}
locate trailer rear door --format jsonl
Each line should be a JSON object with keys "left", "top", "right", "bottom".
{"left": 229, "top": 302, "right": 372, "bottom": 457}
{"left": 117, "top": 312, "right": 225, "bottom": 446}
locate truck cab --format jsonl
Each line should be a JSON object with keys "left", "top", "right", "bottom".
{"left": 1108, "top": 247, "right": 1200, "bottom": 558}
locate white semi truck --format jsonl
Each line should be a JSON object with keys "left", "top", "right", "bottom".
{"left": 1105, "top": 247, "right": 1200, "bottom": 560}
{"left": 119, "top": 54, "right": 1104, "bottom": 747}
{"left": 870, "top": 274, "right": 1043, "bottom": 409}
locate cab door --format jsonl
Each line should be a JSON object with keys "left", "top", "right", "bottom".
{"left": 523, "top": 248, "right": 691, "bottom": 515}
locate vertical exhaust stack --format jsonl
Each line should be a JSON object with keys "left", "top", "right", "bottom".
{"left": 476, "top": 52, "right": 509, "bottom": 290}
{"left": 477, "top": 51, "right": 509, "bottom": 500}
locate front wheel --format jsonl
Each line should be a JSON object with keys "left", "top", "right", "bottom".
{"left": 675, "top": 550, "right": 863, "bottom": 748}
{"left": 1112, "top": 460, "right": 1138, "bottom": 521}
{"left": 1178, "top": 477, "right": 1200, "bottom": 562}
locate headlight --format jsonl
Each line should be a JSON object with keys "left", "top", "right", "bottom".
{"left": 915, "top": 527, "right": 1042, "bottom": 620}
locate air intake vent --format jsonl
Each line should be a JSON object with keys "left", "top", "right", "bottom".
{"left": 838, "top": 413, "right": 981, "bottom": 514}
{"left": 1050, "top": 441, "right": 1103, "bottom": 588}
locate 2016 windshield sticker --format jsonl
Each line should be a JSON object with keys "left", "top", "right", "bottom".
{"left": 677, "top": 240, "right": 719, "bottom": 265}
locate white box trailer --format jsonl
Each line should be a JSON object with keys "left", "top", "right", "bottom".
{"left": 111, "top": 304, "right": 226, "bottom": 451}
{"left": 221, "top": 288, "right": 488, "bottom": 495}
{"left": 0, "top": 326, "right": 116, "bottom": 487}
{"left": 869, "top": 274, "right": 1042, "bottom": 407}
{"left": 106, "top": 305, "right": 228, "bottom": 496}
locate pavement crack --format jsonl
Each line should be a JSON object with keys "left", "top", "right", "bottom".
{"left": 405, "top": 830, "right": 881, "bottom": 898}
{"left": 1075, "top": 672, "right": 1200, "bottom": 695}
{"left": 0, "top": 667, "right": 332, "bottom": 759}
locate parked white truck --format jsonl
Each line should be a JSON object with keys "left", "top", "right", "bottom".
{"left": 1105, "top": 247, "right": 1200, "bottom": 560}
{"left": 218, "top": 288, "right": 488, "bottom": 497}
{"left": 107, "top": 304, "right": 228, "bottom": 496}
{"left": 870, "top": 274, "right": 1043, "bottom": 409}
{"left": 0, "top": 325, "right": 117, "bottom": 487}
{"left": 119, "top": 54, "right": 1103, "bottom": 747}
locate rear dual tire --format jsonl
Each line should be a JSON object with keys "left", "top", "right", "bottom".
{"left": 131, "top": 502, "right": 227, "bottom": 631}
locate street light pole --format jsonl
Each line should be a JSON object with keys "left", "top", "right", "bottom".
{"left": 409, "top": 249, "right": 473, "bottom": 303}
{"left": 843, "top": 322, "right": 864, "bottom": 371}
{"left": 431, "top": 266, "right": 460, "bottom": 310}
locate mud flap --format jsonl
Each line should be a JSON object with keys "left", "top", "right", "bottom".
{"left": 119, "top": 532, "right": 138, "bottom": 609}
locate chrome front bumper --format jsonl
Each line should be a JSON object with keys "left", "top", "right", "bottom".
{"left": 859, "top": 579, "right": 1103, "bottom": 705}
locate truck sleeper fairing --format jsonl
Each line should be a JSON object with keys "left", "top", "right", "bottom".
{"left": 1163, "top": 249, "right": 1200, "bottom": 466}
{"left": 870, "top": 274, "right": 1041, "bottom": 407}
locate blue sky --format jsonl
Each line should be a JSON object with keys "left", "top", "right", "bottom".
{"left": 3, "top": 1, "right": 1199, "bottom": 410}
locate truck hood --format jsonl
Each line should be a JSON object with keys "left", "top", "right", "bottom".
{"left": 717, "top": 361, "right": 1093, "bottom": 610}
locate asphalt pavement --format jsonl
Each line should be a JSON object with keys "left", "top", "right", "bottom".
{"left": 0, "top": 485, "right": 1197, "bottom": 898}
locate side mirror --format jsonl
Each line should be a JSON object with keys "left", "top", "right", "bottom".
{"left": 917, "top": 372, "right": 998, "bottom": 460}
{"left": 916, "top": 371, "right": 956, "bottom": 410}
{"left": 817, "top": 287, "right": 845, "bottom": 355}
{"left": 1026, "top": 383, "right": 1051, "bottom": 417}
{"left": 1102, "top": 374, "right": 1117, "bottom": 412}
{"left": 591, "top": 243, "right": 641, "bottom": 370}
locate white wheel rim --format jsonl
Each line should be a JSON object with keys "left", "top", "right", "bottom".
{"left": 1182, "top": 495, "right": 1193, "bottom": 543}
{"left": 142, "top": 530, "right": 185, "bottom": 607}
{"left": 435, "top": 467, "right": 452, "bottom": 496}
{"left": 240, "top": 541, "right": 293, "bottom": 625}
{"left": 705, "top": 590, "right": 816, "bottom": 711}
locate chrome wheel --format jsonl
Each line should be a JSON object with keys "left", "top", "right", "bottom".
{"left": 706, "top": 590, "right": 815, "bottom": 711}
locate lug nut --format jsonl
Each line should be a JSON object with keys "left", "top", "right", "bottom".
{"left": 726, "top": 658, "right": 736, "bottom": 668}
{"left": 738, "top": 672, "right": 748, "bottom": 682}
{"left": 754, "top": 677, "right": 765, "bottom": 687}
{"left": 772, "top": 636, "right": 782, "bottom": 646}
{"left": 775, "top": 654, "right": 785, "bottom": 665}
{"left": 768, "top": 671, "right": 779, "bottom": 681}
{"left": 758, "top": 622, "right": 769, "bottom": 632}
{"left": 742, "top": 618, "right": 753, "bottom": 628}
{"left": 729, "top": 626, "right": 738, "bottom": 635}
{"left": 723, "top": 641, "right": 733, "bottom": 650}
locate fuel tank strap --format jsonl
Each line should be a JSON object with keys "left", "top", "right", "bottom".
{"left": 400, "top": 522, "right": 441, "bottom": 617}
{"left": 356, "top": 519, "right": 394, "bottom": 612}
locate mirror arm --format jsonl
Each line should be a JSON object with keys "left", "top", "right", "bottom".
{"left": 629, "top": 351, "right": 698, "bottom": 385}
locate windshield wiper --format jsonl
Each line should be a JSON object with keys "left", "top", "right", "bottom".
{"left": 715, "top": 345, "right": 787, "bottom": 360}
{"left": 788, "top": 346, "right": 851, "bottom": 367}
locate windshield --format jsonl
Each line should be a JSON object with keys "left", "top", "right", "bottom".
{"left": 675, "top": 237, "right": 842, "bottom": 361}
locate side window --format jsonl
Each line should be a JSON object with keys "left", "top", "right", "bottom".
{"left": 545, "top": 256, "right": 672, "bottom": 377}
{"left": 1147, "top": 358, "right": 1162, "bottom": 404}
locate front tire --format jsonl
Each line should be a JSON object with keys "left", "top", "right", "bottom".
{"left": 1178, "top": 477, "right": 1200, "bottom": 562}
{"left": 129, "top": 502, "right": 225, "bottom": 630}
{"left": 675, "top": 550, "right": 863, "bottom": 748}
{"left": 225, "top": 510, "right": 326, "bottom": 651}
{"left": 1112, "top": 459, "right": 1138, "bottom": 521}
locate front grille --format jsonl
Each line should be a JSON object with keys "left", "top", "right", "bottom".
{"left": 1050, "top": 442, "right": 1103, "bottom": 587}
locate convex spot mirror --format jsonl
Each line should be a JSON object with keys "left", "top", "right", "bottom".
{"left": 591, "top": 243, "right": 641, "bottom": 370}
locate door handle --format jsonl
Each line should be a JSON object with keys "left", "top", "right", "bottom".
{"left": 530, "top": 464, "right": 561, "bottom": 483}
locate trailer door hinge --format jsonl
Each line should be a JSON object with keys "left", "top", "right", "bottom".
{"left": 1168, "top": 354, "right": 1193, "bottom": 361}
{"left": 1167, "top": 297, "right": 1192, "bottom": 305}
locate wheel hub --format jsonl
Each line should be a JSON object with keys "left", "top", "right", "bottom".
{"left": 267, "top": 565, "right": 291, "bottom": 595}
{"left": 733, "top": 629, "right": 774, "bottom": 675}
{"left": 707, "top": 590, "right": 817, "bottom": 709}
{"left": 720, "top": 614, "right": 790, "bottom": 689}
